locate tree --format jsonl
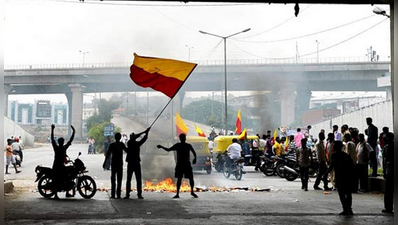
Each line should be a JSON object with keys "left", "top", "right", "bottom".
{"left": 86, "top": 99, "right": 120, "bottom": 132}
{"left": 88, "top": 122, "right": 121, "bottom": 153}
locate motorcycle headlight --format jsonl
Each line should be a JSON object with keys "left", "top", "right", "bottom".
{"left": 206, "top": 157, "right": 210, "bottom": 161}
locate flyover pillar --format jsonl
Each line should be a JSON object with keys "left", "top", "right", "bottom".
{"left": 280, "top": 83, "right": 296, "bottom": 126}
{"left": 4, "top": 85, "right": 13, "bottom": 117}
{"left": 67, "top": 84, "right": 84, "bottom": 140}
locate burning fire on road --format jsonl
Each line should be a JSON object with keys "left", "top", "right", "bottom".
{"left": 98, "top": 178, "right": 271, "bottom": 193}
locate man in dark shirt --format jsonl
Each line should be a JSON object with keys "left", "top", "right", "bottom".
{"left": 325, "top": 141, "right": 355, "bottom": 216}
{"left": 124, "top": 127, "right": 150, "bottom": 199}
{"left": 366, "top": 117, "right": 378, "bottom": 176}
{"left": 382, "top": 132, "right": 394, "bottom": 214}
{"left": 51, "top": 124, "right": 75, "bottom": 199}
{"left": 157, "top": 133, "right": 198, "bottom": 199}
{"left": 103, "top": 136, "right": 112, "bottom": 170}
{"left": 103, "top": 132, "right": 127, "bottom": 199}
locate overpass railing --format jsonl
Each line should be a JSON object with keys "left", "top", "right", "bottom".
{"left": 4, "top": 56, "right": 390, "bottom": 70}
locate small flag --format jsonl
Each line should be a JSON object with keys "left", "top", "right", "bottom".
{"left": 235, "top": 110, "right": 242, "bottom": 135}
{"left": 238, "top": 128, "right": 247, "bottom": 140}
{"left": 195, "top": 124, "right": 206, "bottom": 137}
{"left": 176, "top": 112, "right": 188, "bottom": 136}
{"left": 285, "top": 136, "right": 289, "bottom": 150}
{"left": 130, "top": 53, "right": 197, "bottom": 98}
{"left": 272, "top": 129, "right": 277, "bottom": 145}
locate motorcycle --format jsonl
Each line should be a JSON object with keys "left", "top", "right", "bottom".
{"left": 259, "top": 154, "right": 285, "bottom": 176}
{"left": 274, "top": 152, "right": 296, "bottom": 178}
{"left": 222, "top": 154, "right": 244, "bottom": 180}
{"left": 35, "top": 152, "right": 97, "bottom": 199}
{"left": 283, "top": 155, "right": 319, "bottom": 181}
{"left": 13, "top": 150, "right": 22, "bottom": 167}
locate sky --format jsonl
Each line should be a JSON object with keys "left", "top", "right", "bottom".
{"left": 4, "top": 0, "right": 392, "bottom": 103}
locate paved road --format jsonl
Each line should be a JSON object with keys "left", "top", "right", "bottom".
{"left": 4, "top": 144, "right": 394, "bottom": 224}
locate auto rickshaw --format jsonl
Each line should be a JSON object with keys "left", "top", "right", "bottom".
{"left": 212, "top": 135, "right": 258, "bottom": 172}
{"left": 174, "top": 136, "right": 212, "bottom": 174}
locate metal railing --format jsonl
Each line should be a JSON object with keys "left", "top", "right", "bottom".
{"left": 4, "top": 56, "right": 390, "bottom": 70}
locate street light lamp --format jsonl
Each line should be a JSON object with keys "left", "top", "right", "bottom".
{"left": 185, "top": 45, "right": 194, "bottom": 61}
{"left": 199, "top": 28, "right": 251, "bottom": 134}
{"left": 79, "top": 50, "right": 89, "bottom": 67}
{"left": 373, "top": 7, "right": 390, "bottom": 18}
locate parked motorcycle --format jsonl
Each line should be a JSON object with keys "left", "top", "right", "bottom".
{"left": 283, "top": 155, "right": 319, "bottom": 181}
{"left": 222, "top": 154, "right": 244, "bottom": 180}
{"left": 35, "top": 152, "right": 97, "bottom": 199}
{"left": 259, "top": 154, "right": 285, "bottom": 176}
{"left": 274, "top": 152, "right": 296, "bottom": 178}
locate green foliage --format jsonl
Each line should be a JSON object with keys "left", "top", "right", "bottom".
{"left": 86, "top": 99, "right": 120, "bottom": 131}
{"left": 88, "top": 122, "right": 121, "bottom": 153}
{"left": 86, "top": 99, "right": 121, "bottom": 153}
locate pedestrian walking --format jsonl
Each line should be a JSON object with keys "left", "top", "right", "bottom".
{"left": 5, "top": 139, "right": 21, "bottom": 174}
{"left": 296, "top": 138, "right": 312, "bottom": 191}
{"left": 314, "top": 132, "right": 331, "bottom": 191}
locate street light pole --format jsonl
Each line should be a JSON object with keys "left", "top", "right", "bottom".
{"left": 199, "top": 28, "right": 250, "bottom": 134}
{"left": 79, "top": 50, "right": 89, "bottom": 67}
{"left": 185, "top": 45, "right": 194, "bottom": 61}
{"left": 316, "top": 40, "right": 320, "bottom": 63}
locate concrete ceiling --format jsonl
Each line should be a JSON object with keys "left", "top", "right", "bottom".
{"left": 116, "top": 0, "right": 392, "bottom": 5}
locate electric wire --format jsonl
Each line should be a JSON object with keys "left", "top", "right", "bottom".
{"left": 228, "top": 18, "right": 388, "bottom": 60}
{"left": 235, "top": 14, "right": 377, "bottom": 43}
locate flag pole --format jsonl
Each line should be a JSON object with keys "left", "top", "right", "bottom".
{"left": 149, "top": 98, "right": 173, "bottom": 128}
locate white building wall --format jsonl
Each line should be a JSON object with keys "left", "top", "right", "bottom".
{"left": 310, "top": 100, "right": 393, "bottom": 136}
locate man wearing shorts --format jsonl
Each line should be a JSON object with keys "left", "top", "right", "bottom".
{"left": 157, "top": 133, "right": 198, "bottom": 199}
{"left": 5, "top": 139, "right": 21, "bottom": 174}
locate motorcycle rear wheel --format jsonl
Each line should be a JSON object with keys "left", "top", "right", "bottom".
{"left": 77, "top": 176, "right": 97, "bottom": 199}
{"left": 222, "top": 162, "right": 231, "bottom": 178}
{"left": 38, "top": 175, "right": 55, "bottom": 198}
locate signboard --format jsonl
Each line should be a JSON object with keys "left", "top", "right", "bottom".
{"left": 103, "top": 123, "right": 115, "bottom": 137}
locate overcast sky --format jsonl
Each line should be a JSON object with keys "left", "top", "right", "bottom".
{"left": 5, "top": 0, "right": 391, "bottom": 65}
{"left": 5, "top": 0, "right": 391, "bottom": 104}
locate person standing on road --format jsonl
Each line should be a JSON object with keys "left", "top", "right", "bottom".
{"left": 326, "top": 132, "right": 336, "bottom": 190}
{"left": 103, "top": 136, "right": 112, "bottom": 170}
{"left": 124, "top": 127, "right": 150, "bottom": 199}
{"left": 103, "top": 132, "right": 128, "bottom": 199}
{"left": 51, "top": 124, "right": 75, "bottom": 200}
{"left": 356, "top": 133, "right": 372, "bottom": 193}
{"left": 314, "top": 132, "right": 331, "bottom": 191}
{"left": 296, "top": 138, "right": 312, "bottom": 191}
{"left": 366, "top": 117, "right": 378, "bottom": 177}
{"left": 324, "top": 141, "right": 355, "bottom": 216}
{"left": 5, "top": 139, "right": 21, "bottom": 174}
{"left": 12, "top": 137, "right": 23, "bottom": 165}
{"left": 294, "top": 128, "right": 305, "bottom": 148}
{"left": 157, "top": 133, "right": 198, "bottom": 199}
{"left": 382, "top": 132, "right": 394, "bottom": 214}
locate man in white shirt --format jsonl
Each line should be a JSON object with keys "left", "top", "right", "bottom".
{"left": 226, "top": 138, "right": 242, "bottom": 168}
{"left": 333, "top": 125, "right": 342, "bottom": 141}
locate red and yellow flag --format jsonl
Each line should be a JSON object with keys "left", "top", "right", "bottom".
{"left": 130, "top": 53, "right": 197, "bottom": 98}
{"left": 238, "top": 128, "right": 247, "bottom": 140}
{"left": 235, "top": 110, "right": 242, "bottom": 135}
{"left": 195, "top": 124, "right": 206, "bottom": 137}
{"left": 176, "top": 112, "right": 188, "bottom": 136}
{"left": 272, "top": 129, "right": 277, "bottom": 145}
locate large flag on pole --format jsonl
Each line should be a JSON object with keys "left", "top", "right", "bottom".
{"left": 130, "top": 53, "right": 197, "bottom": 99}
{"left": 176, "top": 112, "right": 188, "bottom": 136}
{"left": 235, "top": 110, "right": 242, "bottom": 135}
{"left": 195, "top": 124, "right": 206, "bottom": 137}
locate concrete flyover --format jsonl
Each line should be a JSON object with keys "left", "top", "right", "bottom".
{"left": 4, "top": 60, "right": 390, "bottom": 139}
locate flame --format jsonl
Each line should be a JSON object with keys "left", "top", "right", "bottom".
{"left": 143, "top": 178, "right": 195, "bottom": 193}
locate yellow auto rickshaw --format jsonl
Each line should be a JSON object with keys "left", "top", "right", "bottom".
{"left": 212, "top": 135, "right": 258, "bottom": 172}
